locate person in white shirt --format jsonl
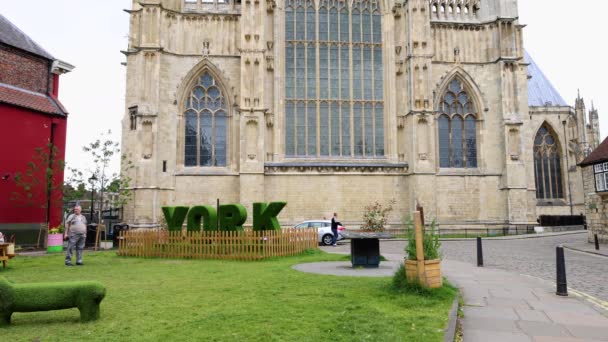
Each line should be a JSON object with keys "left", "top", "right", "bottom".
{"left": 64, "top": 205, "right": 87, "bottom": 266}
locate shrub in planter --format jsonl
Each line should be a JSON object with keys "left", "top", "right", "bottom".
{"left": 404, "top": 217, "right": 442, "bottom": 288}
{"left": 47, "top": 225, "right": 65, "bottom": 253}
{"left": 48, "top": 225, "right": 65, "bottom": 234}
{"left": 361, "top": 199, "right": 395, "bottom": 232}
{"left": 405, "top": 219, "right": 441, "bottom": 260}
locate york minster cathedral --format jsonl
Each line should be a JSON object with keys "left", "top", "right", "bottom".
{"left": 121, "top": 0, "right": 600, "bottom": 229}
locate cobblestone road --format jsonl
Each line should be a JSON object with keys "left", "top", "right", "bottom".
{"left": 375, "top": 232, "right": 608, "bottom": 302}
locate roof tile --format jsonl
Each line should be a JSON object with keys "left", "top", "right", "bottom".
{"left": 580, "top": 137, "right": 608, "bottom": 167}
{"left": 0, "top": 83, "right": 66, "bottom": 116}
{"left": 525, "top": 51, "right": 568, "bottom": 107}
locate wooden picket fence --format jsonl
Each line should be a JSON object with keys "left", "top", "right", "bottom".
{"left": 117, "top": 228, "right": 318, "bottom": 260}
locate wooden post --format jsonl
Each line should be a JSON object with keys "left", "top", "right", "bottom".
{"left": 94, "top": 224, "right": 100, "bottom": 251}
{"left": 416, "top": 202, "right": 425, "bottom": 227}
{"left": 414, "top": 210, "right": 426, "bottom": 284}
{"left": 94, "top": 224, "right": 106, "bottom": 251}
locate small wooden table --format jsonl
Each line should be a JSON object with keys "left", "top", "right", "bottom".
{"left": 0, "top": 243, "right": 13, "bottom": 269}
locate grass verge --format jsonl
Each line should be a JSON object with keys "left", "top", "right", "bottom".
{"left": 1, "top": 250, "right": 456, "bottom": 341}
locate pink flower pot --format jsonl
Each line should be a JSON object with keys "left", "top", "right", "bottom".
{"left": 47, "top": 233, "right": 64, "bottom": 253}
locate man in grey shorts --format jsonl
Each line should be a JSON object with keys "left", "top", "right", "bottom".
{"left": 64, "top": 205, "right": 87, "bottom": 266}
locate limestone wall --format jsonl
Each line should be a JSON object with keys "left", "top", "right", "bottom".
{"left": 582, "top": 166, "right": 608, "bottom": 243}
{"left": 120, "top": 0, "right": 593, "bottom": 230}
{"left": 264, "top": 174, "right": 409, "bottom": 227}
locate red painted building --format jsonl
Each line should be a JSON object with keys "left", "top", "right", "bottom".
{"left": 0, "top": 14, "right": 73, "bottom": 239}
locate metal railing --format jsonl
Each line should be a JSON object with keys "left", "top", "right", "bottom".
{"left": 346, "top": 226, "right": 537, "bottom": 239}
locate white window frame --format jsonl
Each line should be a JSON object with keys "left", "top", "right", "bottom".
{"left": 593, "top": 163, "right": 608, "bottom": 192}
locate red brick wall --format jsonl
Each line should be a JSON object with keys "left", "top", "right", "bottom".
{"left": 0, "top": 44, "right": 50, "bottom": 93}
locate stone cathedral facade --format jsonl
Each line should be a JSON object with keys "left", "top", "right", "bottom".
{"left": 121, "top": 0, "right": 600, "bottom": 229}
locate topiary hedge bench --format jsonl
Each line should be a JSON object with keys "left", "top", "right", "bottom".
{"left": 0, "top": 277, "right": 106, "bottom": 325}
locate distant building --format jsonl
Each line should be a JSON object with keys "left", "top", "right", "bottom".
{"left": 121, "top": 1, "right": 600, "bottom": 229}
{"left": 580, "top": 137, "right": 608, "bottom": 243}
{"left": 0, "top": 14, "right": 73, "bottom": 234}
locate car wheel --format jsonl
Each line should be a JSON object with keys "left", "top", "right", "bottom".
{"left": 322, "top": 234, "right": 334, "bottom": 246}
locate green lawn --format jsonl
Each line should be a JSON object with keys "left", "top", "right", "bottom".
{"left": 1, "top": 250, "right": 456, "bottom": 341}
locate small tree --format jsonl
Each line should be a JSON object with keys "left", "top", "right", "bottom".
{"left": 361, "top": 199, "right": 396, "bottom": 232}
{"left": 68, "top": 130, "right": 133, "bottom": 225}
{"left": 11, "top": 143, "right": 64, "bottom": 226}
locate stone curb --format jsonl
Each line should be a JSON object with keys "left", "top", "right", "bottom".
{"left": 444, "top": 292, "right": 460, "bottom": 342}
{"left": 16, "top": 248, "right": 112, "bottom": 257}
{"left": 563, "top": 245, "right": 608, "bottom": 258}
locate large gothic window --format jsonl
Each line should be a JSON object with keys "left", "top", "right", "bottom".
{"left": 184, "top": 71, "right": 227, "bottom": 167}
{"left": 437, "top": 79, "right": 478, "bottom": 168}
{"left": 285, "top": 0, "right": 384, "bottom": 158}
{"left": 534, "top": 126, "right": 563, "bottom": 199}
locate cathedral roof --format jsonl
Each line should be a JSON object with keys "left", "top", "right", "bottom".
{"left": 525, "top": 51, "right": 568, "bottom": 107}
{"left": 580, "top": 136, "right": 608, "bottom": 167}
{"left": 0, "top": 14, "right": 54, "bottom": 60}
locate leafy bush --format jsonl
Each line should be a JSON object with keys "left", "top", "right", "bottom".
{"left": 49, "top": 224, "right": 65, "bottom": 234}
{"left": 404, "top": 218, "right": 441, "bottom": 260}
{"left": 361, "top": 199, "right": 395, "bottom": 232}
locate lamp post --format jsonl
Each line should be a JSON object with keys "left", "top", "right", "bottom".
{"left": 88, "top": 175, "right": 98, "bottom": 224}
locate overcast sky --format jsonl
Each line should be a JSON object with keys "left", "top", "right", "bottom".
{"left": 2, "top": 1, "right": 607, "bottom": 176}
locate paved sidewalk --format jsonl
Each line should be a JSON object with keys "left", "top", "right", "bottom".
{"left": 443, "top": 259, "right": 608, "bottom": 342}
{"left": 563, "top": 239, "right": 608, "bottom": 258}
{"left": 320, "top": 243, "right": 608, "bottom": 341}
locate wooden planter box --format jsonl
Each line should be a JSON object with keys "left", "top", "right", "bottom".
{"left": 405, "top": 259, "right": 443, "bottom": 288}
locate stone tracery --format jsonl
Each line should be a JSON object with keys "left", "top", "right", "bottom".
{"left": 284, "top": 0, "right": 384, "bottom": 159}
{"left": 184, "top": 71, "right": 228, "bottom": 167}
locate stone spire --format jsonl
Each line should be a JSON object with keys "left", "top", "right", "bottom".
{"left": 588, "top": 100, "right": 601, "bottom": 149}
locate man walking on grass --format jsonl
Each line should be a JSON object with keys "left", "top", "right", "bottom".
{"left": 64, "top": 205, "right": 87, "bottom": 266}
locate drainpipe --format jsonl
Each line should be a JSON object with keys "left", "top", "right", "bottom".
{"left": 46, "top": 122, "right": 56, "bottom": 226}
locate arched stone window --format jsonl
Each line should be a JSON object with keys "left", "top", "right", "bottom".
{"left": 184, "top": 71, "right": 227, "bottom": 167}
{"left": 284, "top": 0, "right": 384, "bottom": 158}
{"left": 437, "top": 79, "right": 478, "bottom": 168}
{"left": 534, "top": 125, "right": 563, "bottom": 199}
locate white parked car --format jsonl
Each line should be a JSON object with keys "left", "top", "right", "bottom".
{"left": 294, "top": 220, "right": 346, "bottom": 246}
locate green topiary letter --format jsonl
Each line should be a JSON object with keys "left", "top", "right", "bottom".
{"left": 162, "top": 206, "right": 190, "bottom": 231}
{"left": 186, "top": 206, "right": 218, "bottom": 232}
{"left": 0, "top": 277, "right": 106, "bottom": 325}
{"left": 252, "top": 202, "right": 287, "bottom": 231}
{"left": 218, "top": 204, "right": 247, "bottom": 231}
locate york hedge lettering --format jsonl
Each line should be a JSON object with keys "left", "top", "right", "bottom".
{"left": 162, "top": 202, "right": 287, "bottom": 232}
